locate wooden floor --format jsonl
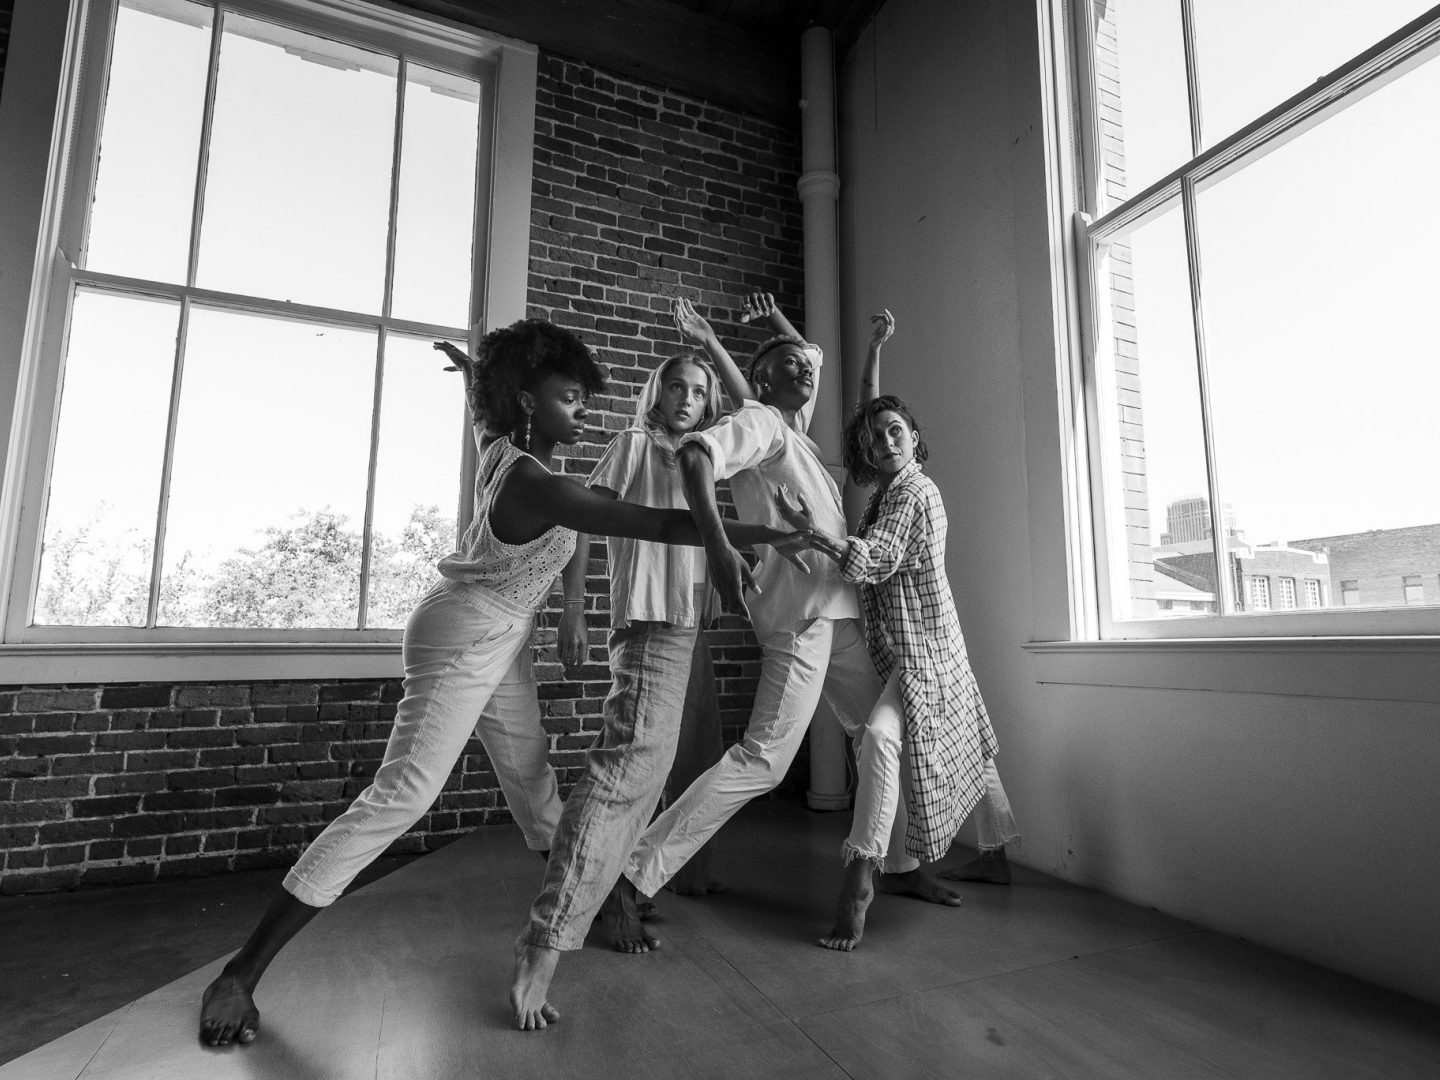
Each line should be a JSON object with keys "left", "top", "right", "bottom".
{"left": 4, "top": 800, "right": 1438, "bottom": 1080}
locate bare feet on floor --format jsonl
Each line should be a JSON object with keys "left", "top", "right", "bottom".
{"left": 938, "top": 847, "right": 1011, "bottom": 885}
{"left": 602, "top": 876, "right": 661, "bottom": 953}
{"left": 509, "top": 939, "right": 561, "bottom": 1031}
{"left": 878, "top": 867, "right": 964, "bottom": 907}
{"left": 199, "top": 972, "right": 260, "bottom": 1047}
{"left": 817, "top": 858, "right": 876, "bottom": 952}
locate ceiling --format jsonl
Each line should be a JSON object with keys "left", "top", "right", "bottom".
{"left": 402, "top": 0, "right": 889, "bottom": 122}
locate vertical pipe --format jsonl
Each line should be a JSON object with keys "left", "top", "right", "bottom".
{"left": 799, "top": 25, "right": 850, "bottom": 812}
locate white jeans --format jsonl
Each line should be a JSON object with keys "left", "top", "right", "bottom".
{"left": 624, "top": 617, "right": 918, "bottom": 897}
{"left": 973, "top": 759, "right": 1019, "bottom": 851}
{"left": 284, "top": 579, "right": 562, "bottom": 907}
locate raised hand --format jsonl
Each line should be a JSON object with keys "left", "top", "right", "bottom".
{"left": 672, "top": 297, "right": 714, "bottom": 345}
{"left": 434, "top": 340, "right": 475, "bottom": 374}
{"left": 739, "top": 290, "right": 777, "bottom": 324}
{"left": 869, "top": 308, "right": 895, "bottom": 350}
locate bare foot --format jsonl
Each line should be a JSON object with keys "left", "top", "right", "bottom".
{"left": 939, "top": 847, "right": 1011, "bottom": 885}
{"left": 509, "top": 939, "right": 561, "bottom": 1031}
{"left": 199, "top": 972, "right": 260, "bottom": 1047}
{"left": 817, "top": 859, "right": 876, "bottom": 951}
{"left": 601, "top": 876, "right": 661, "bottom": 953}
{"left": 878, "top": 867, "right": 963, "bottom": 907}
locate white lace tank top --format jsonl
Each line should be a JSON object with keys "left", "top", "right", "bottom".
{"left": 437, "top": 438, "right": 577, "bottom": 611}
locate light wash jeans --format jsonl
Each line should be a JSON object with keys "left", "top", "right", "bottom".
{"left": 625, "top": 616, "right": 918, "bottom": 897}
{"left": 524, "top": 620, "right": 697, "bottom": 950}
{"left": 284, "top": 579, "right": 562, "bottom": 907}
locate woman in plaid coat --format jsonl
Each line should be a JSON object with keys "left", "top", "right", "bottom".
{"left": 779, "top": 309, "right": 1019, "bottom": 950}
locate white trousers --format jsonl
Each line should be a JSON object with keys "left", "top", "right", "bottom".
{"left": 624, "top": 617, "right": 919, "bottom": 896}
{"left": 284, "top": 579, "right": 562, "bottom": 907}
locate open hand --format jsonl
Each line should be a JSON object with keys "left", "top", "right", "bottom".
{"left": 773, "top": 483, "right": 815, "bottom": 532}
{"left": 767, "top": 530, "right": 813, "bottom": 572}
{"left": 433, "top": 340, "right": 475, "bottom": 374}
{"left": 740, "top": 291, "right": 777, "bottom": 324}
{"left": 869, "top": 309, "right": 895, "bottom": 349}
{"left": 672, "top": 297, "right": 713, "bottom": 345}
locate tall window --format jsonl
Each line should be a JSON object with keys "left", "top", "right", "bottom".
{"left": 1278, "top": 577, "right": 1296, "bottom": 610}
{"left": 12, "top": 0, "right": 500, "bottom": 641}
{"left": 1070, "top": 1, "right": 1440, "bottom": 637}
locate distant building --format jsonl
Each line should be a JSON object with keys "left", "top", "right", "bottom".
{"left": 1154, "top": 536, "right": 1328, "bottom": 614}
{"left": 1290, "top": 524, "right": 1440, "bottom": 608}
{"left": 1160, "top": 497, "right": 1238, "bottom": 546}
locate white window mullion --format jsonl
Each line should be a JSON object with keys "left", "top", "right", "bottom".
{"left": 187, "top": 1, "right": 226, "bottom": 290}
{"left": 1178, "top": 0, "right": 1203, "bottom": 157}
{"left": 1179, "top": 175, "right": 1232, "bottom": 616}
{"left": 145, "top": 297, "right": 194, "bottom": 628}
{"left": 357, "top": 54, "right": 409, "bottom": 630}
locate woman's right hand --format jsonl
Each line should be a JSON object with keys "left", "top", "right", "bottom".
{"left": 559, "top": 604, "right": 588, "bottom": 675}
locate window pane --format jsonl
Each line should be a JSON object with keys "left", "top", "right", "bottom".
{"left": 1192, "top": 0, "right": 1435, "bottom": 147}
{"left": 85, "top": 0, "right": 212, "bottom": 281}
{"left": 1196, "top": 51, "right": 1440, "bottom": 612}
{"left": 1096, "top": 202, "right": 1219, "bottom": 619}
{"left": 197, "top": 13, "right": 397, "bottom": 313}
{"left": 390, "top": 66, "right": 480, "bottom": 328}
{"left": 156, "top": 308, "right": 375, "bottom": 627}
{"left": 1093, "top": 0, "right": 1191, "bottom": 209}
{"left": 34, "top": 290, "right": 178, "bottom": 626}
{"left": 364, "top": 335, "right": 465, "bottom": 628}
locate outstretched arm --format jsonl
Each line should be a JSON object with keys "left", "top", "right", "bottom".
{"left": 434, "top": 340, "right": 491, "bottom": 450}
{"left": 858, "top": 309, "right": 894, "bottom": 406}
{"left": 673, "top": 297, "right": 753, "bottom": 408}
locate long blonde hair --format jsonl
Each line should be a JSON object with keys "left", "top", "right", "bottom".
{"left": 633, "top": 352, "right": 723, "bottom": 462}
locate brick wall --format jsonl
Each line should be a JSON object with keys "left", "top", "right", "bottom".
{"left": 0, "top": 48, "right": 806, "bottom": 895}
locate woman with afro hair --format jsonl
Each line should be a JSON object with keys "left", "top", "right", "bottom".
{"left": 199, "top": 318, "right": 799, "bottom": 1047}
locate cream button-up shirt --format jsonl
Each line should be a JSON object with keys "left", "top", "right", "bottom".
{"left": 680, "top": 400, "right": 859, "bottom": 636}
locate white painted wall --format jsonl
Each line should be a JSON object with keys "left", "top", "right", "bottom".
{"left": 835, "top": 0, "right": 1440, "bottom": 1004}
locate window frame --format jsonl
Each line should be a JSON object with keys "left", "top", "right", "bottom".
{"left": 1067, "top": 0, "right": 1440, "bottom": 641}
{"left": 0, "top": 0, "right": 539, "bottom": 681}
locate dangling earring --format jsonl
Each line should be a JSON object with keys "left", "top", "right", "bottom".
{"left": 520, "top": 411, "right": 532, "bottom": 450}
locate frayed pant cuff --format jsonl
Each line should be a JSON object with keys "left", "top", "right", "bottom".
{"left": 841, "top": 842, "right": 885, "bottom": 866}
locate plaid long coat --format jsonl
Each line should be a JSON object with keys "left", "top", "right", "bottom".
{"left": 840, "top": 461, "right": 999, "bottom": 862}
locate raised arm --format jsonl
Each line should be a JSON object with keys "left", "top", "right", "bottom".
{"left": 742, "top": 290, "right": 800, "bottom": 338}
{"left": 858, "top": 308, "right": 895, "bottom": 407}
{"left": 434, "top": 340, "right": 491, "bottom": 450}
{"left": 673, "top": 297, "right": 753, "bottom": 408}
